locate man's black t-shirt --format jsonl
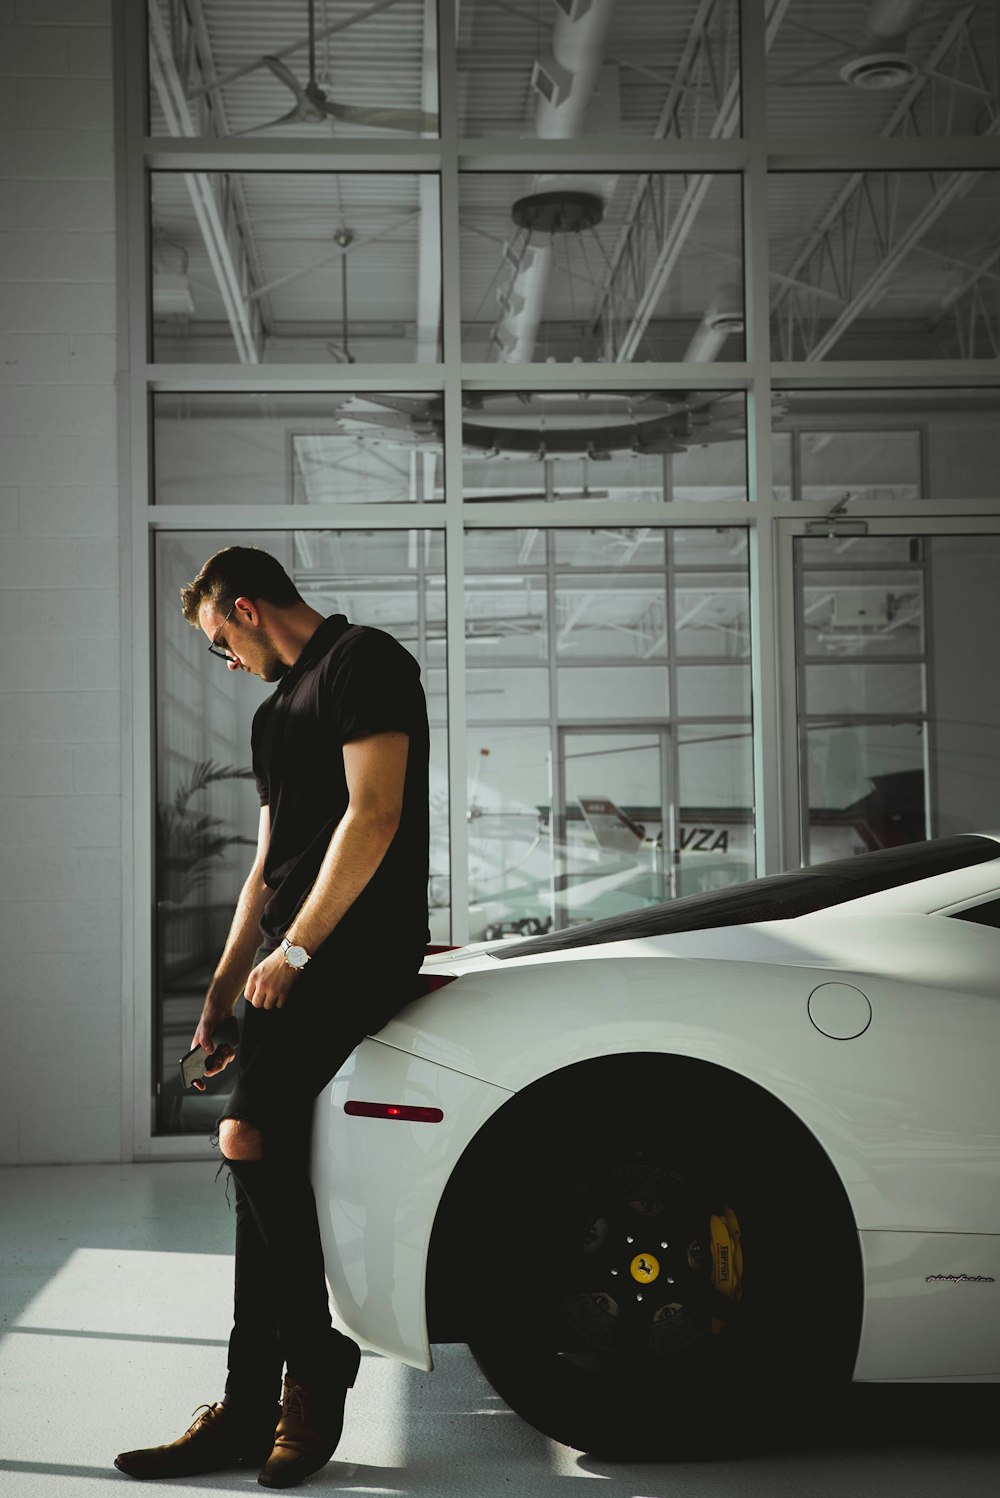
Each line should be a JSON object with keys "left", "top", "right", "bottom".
{"left": 251, "top": 614, "right": 430, "bottom": 962}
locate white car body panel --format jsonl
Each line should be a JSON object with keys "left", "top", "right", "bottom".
{"left": 855, "top": 1231, "right": 1000, "bottom": 1381}
{"left": 377, "top": 915, "right": 1000, "bottom": 1233}
{"left": 312, "top": 1038, "right": 511, "bottom": 1371}
{"left": 313, "top": 846, "right": 1000, "bottom": 1379}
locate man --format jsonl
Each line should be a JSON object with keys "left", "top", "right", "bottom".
{"left": 115, "top": 546, "right": 430, "bottom": 1488}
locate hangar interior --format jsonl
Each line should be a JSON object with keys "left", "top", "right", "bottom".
{"left": 127, "top": 0, "right": 1000, "bottom": 1142}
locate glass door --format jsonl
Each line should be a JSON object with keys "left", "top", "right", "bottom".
{"left": 783, "top": 522, "right": 1000, "bottom": 867}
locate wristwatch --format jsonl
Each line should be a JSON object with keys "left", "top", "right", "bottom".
{"left": 280, "top": 937, "right": 311, "bottom": 971}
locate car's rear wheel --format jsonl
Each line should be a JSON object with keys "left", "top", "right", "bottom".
{"left": 462, "top": 1066, "right": 861, "bottom": 1459}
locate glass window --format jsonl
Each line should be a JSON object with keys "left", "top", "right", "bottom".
{"left": 804, "top": 662, "right": 924, "bottom": 716}
{"left": 558, "top": 666, "right": 669, "bottom": 719}
{"left": 468, "top": 667, "right": 550, "bottom": 722}
{"left": 461, "top": 174, "right": 744, "bottom": 362}
{"left": 464, "top": 527, "right": 753, "bottom": 939}
{"left": 426, "top": 666, "right": 446, "bottom": 728}
{"left": 467, "top": 726, "right": 551, "bottom": 943}
{"left": 775, "top": 390, "right": 1000, "bottom": 503}
{"left": 803, "top": 721, "right": 929, "bottom": 863}
{"left": 132, "top": 0, "right": 1000, "bottom": 1152}
{"left": 150, "top": 172, "right": 440, "bottom": 363}
{"left": 153, "top": 528, "right": 446, "bottom": 1136}
{"left": 674, "top": 574, "right": 751, "bottom": 658}
{"left": 465, "top": 574, "right": 548, "bottom": 663}
{"left": 148, "top": 0, "right": 438, "bottom": 139}
{"left": 677, "top": 721, "right": 753, "bottom": 810}
{"left": 554, "top": 527, "right": 665, "bottom": 567}
{"left": 677, "top": 724, "right": 754, "bottom": 896}
{"left": 457, "top": 0, "right": 740, "bottom": 140}
{"left": 799, "top": 534, "right": 916, "bottom": 566}
{"left": 767, "top": 2, "right": 996, "bottom": 140}
{"left": 796, "top": 533, "right": 1000, "bottom": 866}
{"left": 153, "top": 393, "right": 443, "bottom": 505}
{"left": 554, "top": 573, "right": 667, "bottom": 659}
{"left": 558, "top": 729, "right": 671, "bottom": 927}
{"left": 800, "top": 572, "right": 923, "bottom": 658}
{"left": 465, "top": 527, "right": 547, "bottom": 571}
{"left": 673, "top": 527, "right": 748, "bottom": 566}
{"left": 799, "top": 431, "right": 920, "bottom": 504}
{"left": 772, "top": 430, "right": 793, "bottom": 502}
{"left": 462, "top": 392, "right": 747, "bottom": 503}
{"left": 769, "top": 173, "right": 1000, "bottom": 361}
{"left": 492, "top": 836, "right": 1000, "bottom": 959}
{"left": 676, "top": 664, "right": 751, "bottom": 717}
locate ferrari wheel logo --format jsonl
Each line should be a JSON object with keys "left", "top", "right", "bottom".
{"left": 630, "top": 1252, "right": 660, "bottom": 1284}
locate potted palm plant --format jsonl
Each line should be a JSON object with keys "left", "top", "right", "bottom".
{"left": 157, "top": 759, "right": 257, "bottom": 978}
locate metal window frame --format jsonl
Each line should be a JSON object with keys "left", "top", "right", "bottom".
{"left": 783, "top": 513, "right": 1000, "bottom": 868}
{"left": 115, "top": 0, "right": 1000, "bottom": 1160}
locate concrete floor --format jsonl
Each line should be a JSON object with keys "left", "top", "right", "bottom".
{"left": 1, "top": 1161, "right": 997, "bottom": 1497}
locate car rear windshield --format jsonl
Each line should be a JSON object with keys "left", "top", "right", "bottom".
{"left": 488, "top": 835, "right": 1000, "bottom": 960}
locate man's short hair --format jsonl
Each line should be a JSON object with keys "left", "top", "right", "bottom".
{"left": 180, "top": 545, "right": 301, "bottom": 625}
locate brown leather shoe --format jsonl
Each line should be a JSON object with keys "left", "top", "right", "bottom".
{"left": 114, "top": 1400, "right": 275, "bottom": 1479}
{"left": 256, "top": 1368, "right": 356, "bottom": 1489}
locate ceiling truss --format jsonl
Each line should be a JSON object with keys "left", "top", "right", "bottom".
{"left": 149, "top": 0, "right": 267, "bottom": 362}
{"left": 593, "top": 0, "right": 792, "bottom": 364}
{"left": 146, "top": 2, "right": 1000, "bottom": 369}
{"left": 770, "top": 3, "right": 1000, "bottom": 362}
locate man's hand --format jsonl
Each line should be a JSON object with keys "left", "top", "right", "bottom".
{"left": 190, "top": 1004, "right": 237, "bottom": 1093}
{"left": 244, "top": 947, "right": 301, "bottom": 1011}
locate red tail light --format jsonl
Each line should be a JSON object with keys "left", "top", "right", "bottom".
{"left": 345, "top": 1101, "right": 444, "bottom": 1123}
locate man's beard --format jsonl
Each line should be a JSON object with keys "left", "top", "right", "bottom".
{"left": 260, "top": 652, "right": 288, "bottom": 682}
{"left": 249, "top": 637, "right": 288, "bottom": 682}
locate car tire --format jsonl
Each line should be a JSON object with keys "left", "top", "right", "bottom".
{"left": 462, "top": 1063, "right": 861, "bottom": 1460}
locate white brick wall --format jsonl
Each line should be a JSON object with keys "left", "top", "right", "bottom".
{"left": 0, "top": 0, "right": 122, "bottom": 1165}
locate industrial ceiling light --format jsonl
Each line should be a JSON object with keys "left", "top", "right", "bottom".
{"left": 326, "top": 228, "right": 356, "bottom": 365}
{"left": 841, "top": 0, "right": 923, "bottom": 89}
{"left": 315, "top": 389, "right": 747, "bottom": 463}
{"left": 511, "top": 189, "right": 605, "bottom": 234}
{"left": 840, "top": 52, "right": 919, "bottom": 89}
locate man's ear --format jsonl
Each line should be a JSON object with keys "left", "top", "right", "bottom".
{"left": 234, "top": 595, "right": 260, "bottom": 626}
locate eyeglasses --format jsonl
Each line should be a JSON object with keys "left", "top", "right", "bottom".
{"left": 207, "top": 604, "right": 237, "bottom": 662}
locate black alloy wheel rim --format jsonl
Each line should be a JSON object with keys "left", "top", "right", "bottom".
{"left": 553, "top": 1157, "right": 743, "bottom": 1369}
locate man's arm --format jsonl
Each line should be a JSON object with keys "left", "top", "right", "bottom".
{"left": 244, "top": 731, "right": 408, "bottom": 1011}
{"left": 191, "top": 806, "right": 271, "bottom": 1064}
{"left": 285, "top": 730, "right": 408, "bottom": 953}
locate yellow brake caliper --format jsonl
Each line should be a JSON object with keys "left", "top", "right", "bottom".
{"left": 709, "top": 1206, "right": 743, "bottom": 1335}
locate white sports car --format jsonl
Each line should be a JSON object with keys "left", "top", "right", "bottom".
{"left": 312, "top": 834, "right": 1000, "bottom": 1457}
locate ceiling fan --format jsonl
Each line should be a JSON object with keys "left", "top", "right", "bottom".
{"left": 246, "top": 0, "right": 438, "bottom": 135}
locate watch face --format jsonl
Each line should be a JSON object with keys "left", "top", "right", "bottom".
{"left": 285, "top": 944, "right": 309, "bottom": 969}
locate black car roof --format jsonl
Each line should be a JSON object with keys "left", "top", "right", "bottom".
{"left": 488, "top": 834, "right": 1000, "bottom": 961}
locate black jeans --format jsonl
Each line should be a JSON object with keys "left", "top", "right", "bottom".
{"left": 216, "top": 944, "right": 420, "bottom": 1406}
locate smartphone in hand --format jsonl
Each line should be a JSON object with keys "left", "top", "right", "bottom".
{"left": 179, "top": 1016, "right": 239, "bottom": 1089}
